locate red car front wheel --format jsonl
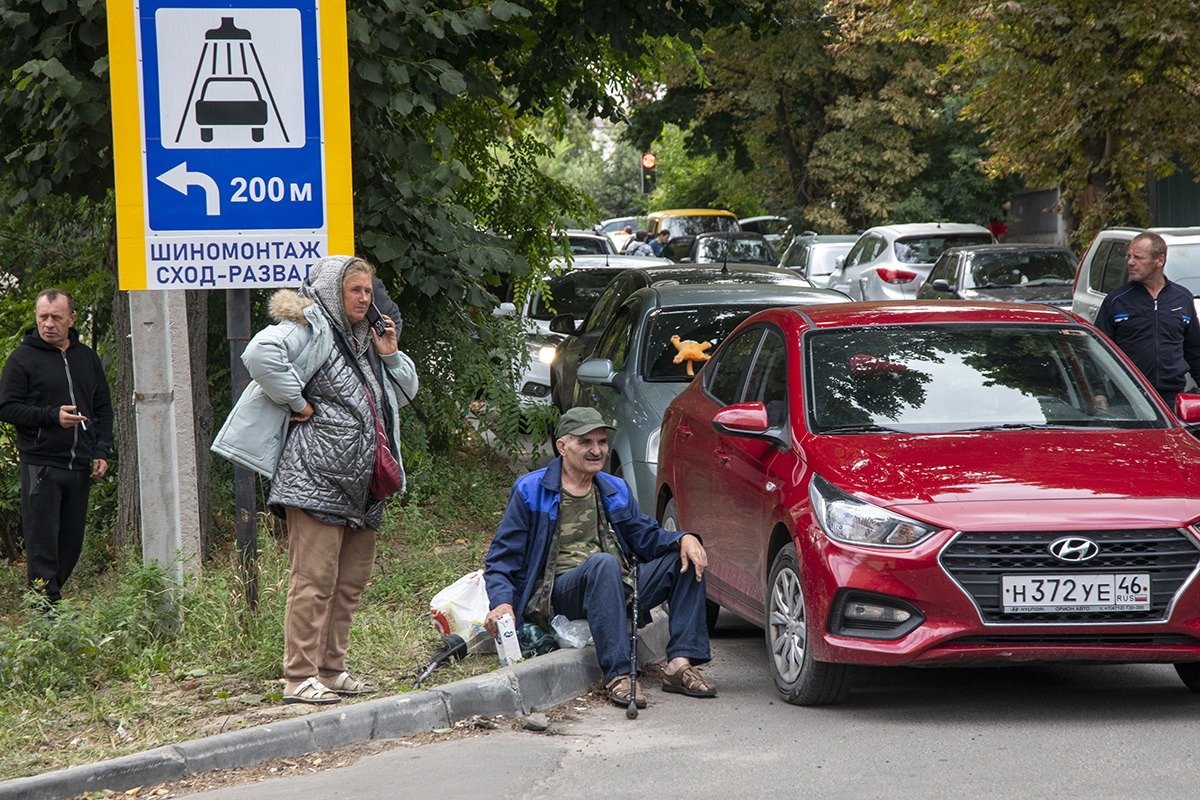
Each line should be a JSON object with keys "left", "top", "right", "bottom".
{"left": 766, "top": 544, "right": 848, "bottom": 706}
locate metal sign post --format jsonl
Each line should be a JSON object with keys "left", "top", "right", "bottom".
{"left": 106, "top": 0, "right": 354, "bottom": 591}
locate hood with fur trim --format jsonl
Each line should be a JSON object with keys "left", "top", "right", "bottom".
{"left": 267, "top": 289, "right": 313, "bottom": 324}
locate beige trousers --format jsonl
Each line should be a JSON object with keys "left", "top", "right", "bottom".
{"left": 283, "top": 507, "right": 377, "bottom": 686}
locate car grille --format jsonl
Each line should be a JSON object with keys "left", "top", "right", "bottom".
{"left": 940, "top": 529, "right": 1200, "bottom": 623}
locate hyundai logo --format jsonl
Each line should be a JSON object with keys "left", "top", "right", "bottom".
{"left": 1048, "top": 536, "right": 1101, "bottom": 563}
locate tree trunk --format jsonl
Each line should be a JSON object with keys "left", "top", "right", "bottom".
{"left": 187, "top": 290, "right": 215, "bottom": 559}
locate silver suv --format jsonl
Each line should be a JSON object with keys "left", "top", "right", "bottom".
{"left": 1070, "top": 227, "right": 1200, "bottom": 323}
{"left": 829, "top": 222, "right": 994, "bottom": 300}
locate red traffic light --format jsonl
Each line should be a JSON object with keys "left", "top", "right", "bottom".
{"left": 641, "top": 152, "right": 657, "bottom": 169}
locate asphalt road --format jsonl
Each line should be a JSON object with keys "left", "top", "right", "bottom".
{"left": 181, "top": 613, "right": 1200, "bottom": 800}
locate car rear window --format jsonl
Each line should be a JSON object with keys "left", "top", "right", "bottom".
{"left": 805, "top": 324, "right": 1164, "bottom": 433}
{"left": 893, "top": 234, "right": 994, "bottom": 265}
{"left": 662, "top": 215, "right": 739, "bottom": 236}
{"left": 642, "top": 305, "right": 777, "bottom": 382}
{"left": 696, "top": 236, "right": 775, "bottom": 264}
{"left": 529, "top": 270, "right": 620, "bottom": 320}
{"left": 569, "top": 237, "right": 610, "bottom": 255}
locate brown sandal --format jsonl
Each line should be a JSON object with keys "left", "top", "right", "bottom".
{"left": 662, "top": 665, "right": 717, "bottom": 698}
{"left": 606, "top": 674, "right": 647, "bottom": 708}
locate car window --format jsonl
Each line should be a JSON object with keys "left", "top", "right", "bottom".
{"left": 864, "top": 235, "right": 888, "bottom": 263}
{"left": 1099, "top": 240, "right": 1129, "bottom": 293}
{"left": 1165, "top": 243, "right": 1200, "bottom": 296}
{"left": 663, "top": 215, "right": 738, "bottom": 236}
{"left": 582, "top": 275, "right": 633, "bottom": 333}
{"left": 529, "top": 270, "right": 620, "bottom": 321}
{"left": 696, "top": 236, "right": 775, "bottom": 264}
{"left": 1086, "top": 241, "right": 1113, "bottom": 292}
{"left": 663, "top": 239, "right": 693, "bottom": 261}
{"left": 893, "top": 234, "right": 994, "bottom": 265}
{"left": 743, "top": 328, "right": 788, "bottom": 426}
{"left": 925, "top": 253, "right": 957, "bottom": 286}
{"left": 805, "top": 324, "right": 1163, "bottom": 433}
{"left": 784, "top": 241, "right": 809, "bottom": 270}
{"left": 811, "top": 244, "right": 853, "bottom": 276}
{"left": 705, "top": 327, "right": 765, "bottom": 404}
{"left": 594, "top": 302, "right": 636, "bottom": 372}
{"left": 569, "top": 237, "right": 610, "bottom": 255}
{"left": 965, "top": 251, "right": 1076, "bottom": 289}
{"left": 843, "top": 237, "right": 870, "bottom": 268}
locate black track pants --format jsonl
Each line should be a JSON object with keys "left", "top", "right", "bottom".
{"left": 20, "top": 463, "right": 91, "bottom": 603}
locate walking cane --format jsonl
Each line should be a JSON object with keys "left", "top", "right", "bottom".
{"left": 627, "top": 559, "right": 640, "bottom": 720}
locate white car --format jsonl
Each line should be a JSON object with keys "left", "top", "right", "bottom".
{"left": 829, "top": 222, "right": 994, "bottom": 300}
{"left": 495, "top": 255, "right": 670, "bottom": 406}
{"left": 1070, "top": 226, "right": 1200, "bottom": 323}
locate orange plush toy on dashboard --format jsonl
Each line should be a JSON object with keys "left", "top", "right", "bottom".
{"left": 670, "top": 334, "right": 712, "bottom": 377}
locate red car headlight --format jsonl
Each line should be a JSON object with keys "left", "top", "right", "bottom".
{"left": 809, "top": 475, "right": 938, "bottom": 547}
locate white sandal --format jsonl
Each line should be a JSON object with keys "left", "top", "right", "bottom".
{"left": 284, "top": 676, "right": 341, "bottom": 705}
{"left": 325, "top": 671, "right": 376, "bottom": 696}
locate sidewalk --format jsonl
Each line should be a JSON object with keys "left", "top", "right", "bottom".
{"left": 0, "top": 616, "right": 668, "bottom": 800}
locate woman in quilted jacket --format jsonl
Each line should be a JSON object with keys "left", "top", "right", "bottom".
{"left": 216, "top": 255, "right": 418, "bottom": 705}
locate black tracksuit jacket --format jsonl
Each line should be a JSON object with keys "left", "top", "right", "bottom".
{"left": 0, "top": 328, "right": 113, "bottom": 469}
{"left": 1096, "top": 279, "right": 1200, "bottom": 398}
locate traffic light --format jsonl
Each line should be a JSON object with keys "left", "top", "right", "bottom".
{"left": 640, "top": 152, "right": 657, "bottom": 194}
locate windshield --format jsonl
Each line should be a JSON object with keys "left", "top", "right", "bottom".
{"left": 810, "top": 244, "right": 854, "bottom": 275}
{"left": 1166, "top": 243, "right": 1200, "bottom": 297}
{"left": 965, "top": 251, "right": 1076, "bottom": 289}
{"left": 662, "top": 215, "right": 738, "bottom": 236}
{"left": 643, "top": 305, "right": 777, "bottom": 382}
{"left": 696, "top": 236, "right": 775, "bottom": 264}
{"left": 894, "top": 234, "right": 994, "bottom": 265}
{"left": 806, "top": 324, "right": 1164, "bottom": 433}
{"left": 529, "top": 270, "right": 620, "bottom": 320}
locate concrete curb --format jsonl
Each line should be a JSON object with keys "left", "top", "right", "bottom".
{"left": 0, "top": 617, "right": 666, "bottom": 800}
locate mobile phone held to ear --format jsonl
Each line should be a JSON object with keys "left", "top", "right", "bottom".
{"left": 365, "top": 302, "right": 388, "bottom": 336}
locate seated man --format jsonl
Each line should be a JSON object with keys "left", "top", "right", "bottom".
{"left": 484, "top": 407, "right": 716, "bottom": 708}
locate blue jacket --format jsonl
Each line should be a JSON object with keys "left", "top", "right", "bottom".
{"left": 1096, "top": 279, "right": 1200, "bottom": 397}
{"left": 484, "top": 457, "right": 684, "bottom": 628}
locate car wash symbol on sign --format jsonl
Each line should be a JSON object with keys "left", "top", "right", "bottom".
{"left": 142, "top": 5, "right": 320, "bottom": 237}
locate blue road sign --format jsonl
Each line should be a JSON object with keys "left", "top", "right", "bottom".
{"left": 109, "top": 0, "right": 354, "bottom": 289}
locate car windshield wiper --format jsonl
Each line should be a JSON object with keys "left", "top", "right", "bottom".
{"left": 818, "top": 423, "right": 905, "bottom": 434}
{"left": 1023, "top": 277, "right": 1073, "bottom": 286}
{"left": 952, "top": 422, "right": 1066, "bottom": 432}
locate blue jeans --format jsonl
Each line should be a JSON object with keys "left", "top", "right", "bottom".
{"left": 551, "top": 551, "right": 711, "bottom": 682}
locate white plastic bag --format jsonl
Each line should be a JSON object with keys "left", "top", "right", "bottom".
{"left": 551, "top": 614, "right": 593, "bottom": 648}
{"left": 430, "top": 570, "right": 490, "bottom": 653}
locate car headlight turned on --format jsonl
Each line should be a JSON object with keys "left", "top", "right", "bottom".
{"left": 808, "top": 474, "right": 938, "bottom": 547}
{"left": 537, "top": 345, "right": 557, "bottom": 365}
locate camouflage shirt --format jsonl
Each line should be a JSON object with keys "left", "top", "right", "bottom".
{"left": 555, "top": 485, "right": 602, "bottom": 575}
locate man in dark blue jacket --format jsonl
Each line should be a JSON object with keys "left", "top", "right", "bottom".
{"left": 484, "top": 407, "right": 716, "bottom": 708}
{"left": 1096, "top": 232, "right": 1200, "bottom": 410}
{"left": 0, "top": 288, "right": 113, "bottom": 604}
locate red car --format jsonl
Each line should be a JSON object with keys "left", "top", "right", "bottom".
{"left": 654, "top": 301, "right": 1200, "bottom": 705}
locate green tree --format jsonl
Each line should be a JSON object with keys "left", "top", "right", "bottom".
{"left": 849, "top": 0, "right": 1200, "bottom": 244}
{"left": 628, "top": 0, "right": 1010, "bottom": 231}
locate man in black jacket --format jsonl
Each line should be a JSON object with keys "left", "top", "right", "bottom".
{"left": 0, "top": 288, "right": 113, "bottom": 604}
{"left": 1096, "top": 232, "right": 1200, "bottom": 410}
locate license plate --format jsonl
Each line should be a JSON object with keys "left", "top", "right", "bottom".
{"left": 1001, "top": 574, "right": 1151, "bottom": 613}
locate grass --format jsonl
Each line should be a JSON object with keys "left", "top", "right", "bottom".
{"left": 0, "top": 444, "right": 517, "bottom": 781}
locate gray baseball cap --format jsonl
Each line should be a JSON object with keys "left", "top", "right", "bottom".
{"left": 555, "top": 407, "right": 616, "bottom": 439}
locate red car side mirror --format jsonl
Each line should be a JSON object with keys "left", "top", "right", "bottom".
{"left": 1175, "top": 393, "right": 1200, "bottom": 423}
{"left": 712, "top": 402, "right": 770, "bottom": 435}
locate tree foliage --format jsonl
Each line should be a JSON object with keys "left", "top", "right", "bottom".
{"left": 628, "top": 0, "right": 1010, "bottom": 232}
{"left": 839, "top": 0, "right": 1200, "bottom": 244}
